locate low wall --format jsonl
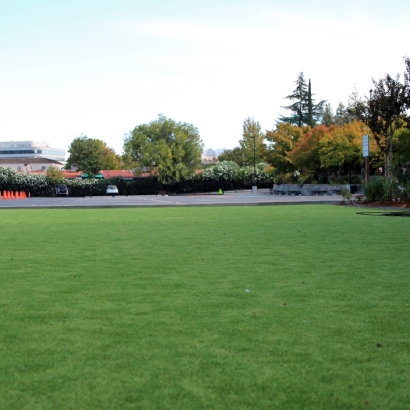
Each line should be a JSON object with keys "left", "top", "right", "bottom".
{"left": 272, "top": 184, "right": 348, "bottom": 196}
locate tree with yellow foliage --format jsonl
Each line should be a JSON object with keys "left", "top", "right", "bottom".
{"left": 265, "top": 123, "right": 310, "bottom": 174}
{"left": 319, "top": 121, "right": 378, "bottom": 170}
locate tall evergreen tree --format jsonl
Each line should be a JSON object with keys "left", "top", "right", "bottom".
{"left": 307, "top": 80, "right": 313, "bottom": 126}
{"left": 404, "top": 57, "right": 410, "bottom": 123}
{"left": 334, "top": 102, "right": 349, "bottom": 126}
{"left": 346, "top": 88, "right": 363, "bottom": 122}
{"left": 321, "top": 103, "right": 334, "bottom": 126}
{"left": 280, "top": 73, "right": 326, "bottom": 127}
{"left": 280, "top": 72, "right": 308, "bottom": 127}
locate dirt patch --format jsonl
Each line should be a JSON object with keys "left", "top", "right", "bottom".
{"left": 362, "top": 198, "right": 410, "bottom": 208}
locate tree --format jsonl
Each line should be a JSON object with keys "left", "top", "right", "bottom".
{"left": 218, "top": 147, "right": 248, "bottom": 167}
{"left": 334, "top": 102, "right": 349, "bottom": 126}
{"left": 101, "top": 143, "right": 120, "bottom": 170}
{"left": 394, "top": 127, "right": 410, "bottom": 167}
{"left": 66, "top": 135, "right": 105, "bottom": 176}
{"left": 346, "top": 88, "right": 364, "bottom": 122}
{"left": 319, "top": 121, "right": 377, "bottom": 170}
{"left": 265, "top": 123, "right": 310, "bottom": 173}
{"left": 45, "top": 166, "right": 64, "bottom": 185}
{"left": 239, "top": 117, "right": 266, "bottom": 165}
{"left": 321, "top": 103, "right": 334, "bottom": 126}
{"left": 404, "top": 57, "right": 410, "bottom": 124}
{"left": 290, "top": 125, "right": 329, "bottom": 174}
{"left": 353, "top": 68, "right": 409, "bottom": 179}
{"left": 307, "top": 79, "right": 314, "bottom": 126}
{"left": 123, "top": 114, "right": 203, "bottom": 183}
{"left": 280, "top": 73, "right": 326, "bottom": 126}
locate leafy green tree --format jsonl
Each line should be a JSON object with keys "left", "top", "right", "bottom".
{"left": 394, "top": 127, "right": 410, "bottom": 166}
{"left": 218, "top": 147, "right": 248, "bottom": 167}
{"left": 280, "top": 73, "right": 325, "bottom": 126}
{"left": 353, "top": 69, "right": 409, "bottom": 179}
{"left": 66, "top": 135, "right": 105, "bottom": 176}
{"left": 45, "top": 166, "right": 64, "bottom": 185}
{"left": 101, "top": 143, "right": 120, "bottom": 170}
{"left": 239, "top": 117, "right": 266, "bottom": 165}
{"left": 123, "top": 115, "right": 203, "bottom": 183}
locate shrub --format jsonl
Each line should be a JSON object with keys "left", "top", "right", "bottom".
{"left": 46, "top": 166, "right": 64, "bottom": 185}
{"left": 239, "top": 163, "right": 273, "bottom": 187}
{"left": 340, "top": 188, "right": 352, "bottom": 203}
{"left": 200, "top": 161, "right": 240, "bottom": 183}
{"left": 364, "top": 177, "right": 389, "bottom": 202}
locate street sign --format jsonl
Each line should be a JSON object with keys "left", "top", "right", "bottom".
{"left": 363, "top": 134, "right": 369, "bottom": 157}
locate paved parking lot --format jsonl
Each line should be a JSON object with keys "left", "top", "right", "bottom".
{"left": 0, "top": 190, "right": 342, "bottom": 209}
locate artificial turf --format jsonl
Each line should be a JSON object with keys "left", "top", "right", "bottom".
{"left": 0, "top": 205, "right": 409, "bottom": 409}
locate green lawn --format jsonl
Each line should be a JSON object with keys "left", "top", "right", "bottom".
{"left": 0, "top": 205, "right": 409, "bottom": 409}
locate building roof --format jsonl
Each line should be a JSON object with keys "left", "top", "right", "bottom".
{"left": 62, "top": 170, "right": 83, "bottom": 179}
{"left": 100, "top": 170, "right": 136, "bottom": 179}
{"left": 0, "top": 157, "right": 63, "bottom": 165}
{"left": 29, "top": 170, "right": 47, "bottom": 174}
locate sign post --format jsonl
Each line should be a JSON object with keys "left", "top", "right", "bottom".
{"left": 363, "top": 135, "right": 369, "bottom": 183}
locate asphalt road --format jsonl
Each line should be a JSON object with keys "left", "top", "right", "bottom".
{"left": 0, "top": 190, "right": 342, "bottom": 209}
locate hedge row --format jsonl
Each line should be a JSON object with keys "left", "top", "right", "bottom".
{"left": 0, "top": 165, "right": 273, "bottom": 197}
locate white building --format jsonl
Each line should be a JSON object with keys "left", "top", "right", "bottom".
{"left": 0, "top": 141, "right": 65, "bottom": 162}
{"left": 0, "top": 158, "right": 64, "bottom": 172}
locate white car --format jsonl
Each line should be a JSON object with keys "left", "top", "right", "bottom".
{"left": 106, "top": 185, "right": 119, "bottom": 196}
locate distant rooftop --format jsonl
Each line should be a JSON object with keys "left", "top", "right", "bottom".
{"left": 0, "top": 157, "right": 63, "bottom": 165}
{"left": 0, "top": 140, "right": 65, "bottom": 162}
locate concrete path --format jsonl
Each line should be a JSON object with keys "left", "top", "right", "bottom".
{"left": 0, "top": 189, "right": 342, "bottom": 209}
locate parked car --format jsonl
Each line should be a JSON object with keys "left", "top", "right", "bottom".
{"left": 56, "top": 184, "right": 68, "bottom": 196}
{"left": 106, "top": 185, "right": 119, "bottom": 196}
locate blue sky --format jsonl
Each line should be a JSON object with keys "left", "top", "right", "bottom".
{"left": 0, "top": 0, "right": 409, "bottom": 156}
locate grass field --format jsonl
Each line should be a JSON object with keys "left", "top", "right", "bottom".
{"left": 0, "top": 205, "right": 409, "bottom": 409}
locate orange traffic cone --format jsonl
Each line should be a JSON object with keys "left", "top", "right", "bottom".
{"left": 15, "top": 191, "right": 20, "bottom": 199}
{"left": 21, "top": 191, "right": 26, "bottom": 199}
{"left": 5, "top": 191, "right": 10, "bottom": 199}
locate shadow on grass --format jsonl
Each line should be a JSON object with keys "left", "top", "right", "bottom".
{"left": 357, "top": 211, "right": 410, "bottom": 217}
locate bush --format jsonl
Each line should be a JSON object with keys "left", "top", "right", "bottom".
{"left": 239, "top": 163, "right": 273, "bottom": 187}
{"left": 201, "top": 161, "right": 240, "bottom": 183}
{"left": 274, "top": 172, "right": 295, "bottom": 185}
{"left": 0, "top": 167, "right": 52, "bottom": 196}
{"left": 341, "top": 188, "right": 352, "bottom": 203}
{"left": 364, "top": 177, "right": 389, "bottom": 202}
